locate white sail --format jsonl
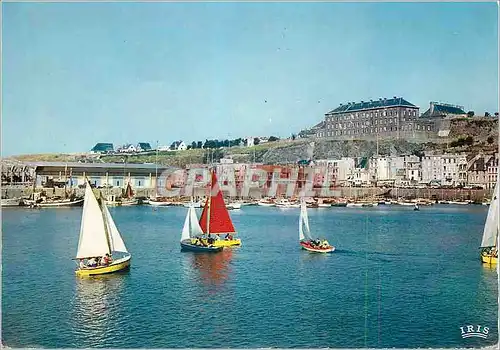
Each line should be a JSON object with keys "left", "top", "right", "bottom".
{"left": 189, "top": 206, "right": 204, "bottom": 237}
{"left": 481, "top": 175, "right": 499, "bottom": 248}
{"left": 76, "top": 184, "right": 110, "bottom": 259}
{"left": 299, "top": 201, "right": 313, "bottom": 241}
{"left": 102, "top": 203, "right": 128, "bottom": 253}
{"left": 181, "top": 207, "right": 191, "bottom": 242}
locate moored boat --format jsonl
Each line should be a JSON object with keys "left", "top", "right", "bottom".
{"left": 299, "top": 200, "right": 335, "bottom": 253}
{"left": 74, "top": 182, "right": 131, "bottom": 276}
{"left": 257, "top": 198, "right": 275, "bottom": 207}
{"left": 38, "top": 198, "right": 84, "bottom": 207}
{"left": 1, "top": 198, "right": 23, "bottom": 207}
{"left": 226, "top": 202, "right": 242, "bottom": 210}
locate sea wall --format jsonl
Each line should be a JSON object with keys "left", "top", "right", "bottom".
{"left": 1, "top": 185, "right": 493, "bottom": 202}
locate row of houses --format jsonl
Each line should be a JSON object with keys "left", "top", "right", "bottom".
{"left": 90, "top": 142, "right": 153, "bottom": 154}
{"left": 90, "top": 136, "right": 278, "bottom": 154}
{"left": 312, "top": 152, "right": 498, "bottom": 189}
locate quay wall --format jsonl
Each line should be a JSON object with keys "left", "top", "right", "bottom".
{"left": 1, "top": 186, "right": 493, "bottom": 202}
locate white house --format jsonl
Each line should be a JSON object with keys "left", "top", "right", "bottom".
{"left": 170, "top": 141, "right": 187, "bottom": 151}
{"left": 246, "top": 137, "right": 255, "bottom": 147}
{"left": 118, "top": 144, "right": 137, "bottom": 153}
{"left": 404, "top": 155, "right": 421, "bottom": 183}
{"left": 421, "top": 152, "right": 466, "bottom": 186}
{"left": 315, "top": 157, "right": 355, "bottom": 186}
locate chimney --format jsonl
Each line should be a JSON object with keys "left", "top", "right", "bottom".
{"left": 393, "top": 96, "right": 397, "bottom": 99}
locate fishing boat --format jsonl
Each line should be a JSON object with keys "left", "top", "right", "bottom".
{"left": 1, "top": 197, "right": 23, "bottom": 207}
{"left": 74, "top": 182, "right": 131, "bottom": 276}
{"left": 298, "top": 200, "right": 335, "bottom": 253}
{"left": 226, "top": 202, "right": 241, "bottom": 210}
{"left": 180, "top": 203, "right": 223, "bottom": 252}
{"left": 120, "top": 183, "right": 138, "bottom": 206}
{"left": 37, "top": 197, "right": 84, "bottom": 207}
{"left": 199, "top": 171, "right": 241, "bottom": 247}
{"left": 149, "top": 197, "right": 171, "bottom": 207}
{"left": 257, "top": 198, "right": 275, "bottom": 207}
{"left": 275, "top": 198, "right": 300, "bottom": 208}
{"left": 480, "top": 175, "right": 498, "bottom": 265}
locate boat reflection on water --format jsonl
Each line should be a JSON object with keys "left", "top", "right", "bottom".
{"left": 189, "top": 248, "right": 233, "bottom": 288}
{"left": 71, "top": 272, "right": 128, "bottom": 347}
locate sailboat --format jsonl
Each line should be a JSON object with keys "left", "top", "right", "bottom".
{"left": 180, "top": 203, "right": 223, "bottom": 252}
{"left": 120, "top": 182, "right": 138, "bottom": 206}
{"left": 199, "top": 170, "right": 241, "bottom": 247}
{"left": 480, "top": 174, "right": 498, "bottom": 265}
{"left": 299, "top": 199, "right": 335, "bottom": 253}
{"left": 75, "top": 182, "right": 131, "bottom": 276}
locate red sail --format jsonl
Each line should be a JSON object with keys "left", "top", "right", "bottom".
{"left": 199, "top": 171, "right": 236, "bottom": 234}
{"left": 124, "top": 182, "right": 134, "bottom": 198}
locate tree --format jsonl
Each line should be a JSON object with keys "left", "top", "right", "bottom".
{"left": 187, "top": 145, "right": 192, "bottom": 150}
{"left": 253, "top": 137, "right": 260, "bottom": 146}
{"left": 291, "top": 134, "right": 297, "bottom": 140}
{"left": 467, "top": 111, "right": 474, "bottom": 118}
{"left": 495, "top": 112, "right": 499, "bottom": 117}
{"left": 485, "top": 112, "right": 491, "bottom": 117}
{"left": 268, "top": 136, "right": 279, "bottom": 142}
{"left": 197, "top": 141, "right": 203, "bottom": 149}
{"left": 191, "top": 141, "right": 197, "bottom": 149}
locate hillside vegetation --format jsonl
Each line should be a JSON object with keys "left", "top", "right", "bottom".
{"left": 7, "top": 117, "right": 498, "bottom": 166}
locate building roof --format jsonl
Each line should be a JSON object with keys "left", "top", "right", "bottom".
{"left": 421, "top": 102, "right": 466, "bottom": 118}
{"left": 23, "top": 161, "right": 172, "bottom": 170}
{"left": 326, "top": 97, "right": 417, "bottom": 115}
{"left": 137, "top": 142, "right": 152, "bottom": 150}
{"left": 91, "top": 143, "right": 114, "bottom": 152}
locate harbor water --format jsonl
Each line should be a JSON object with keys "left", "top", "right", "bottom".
{"left": 2, "top": 205, "right": 498, "bottom": 348}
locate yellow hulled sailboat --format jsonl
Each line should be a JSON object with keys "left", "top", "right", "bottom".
{"left": 75, "top": 182, "right": 131, "bottom": 276}
{"left": 480, "top": 172, "right": 498, "bottom": 265}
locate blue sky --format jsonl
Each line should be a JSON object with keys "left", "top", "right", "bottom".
{"left": 2, "top": 2, "right": 498, "bottom": 156}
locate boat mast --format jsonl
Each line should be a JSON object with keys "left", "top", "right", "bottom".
{"left": 206, "top": 169, "right": 212, "bottom": 235}
{"left": 155, "top": 140, "right": 159, "bottom": 198}
{"left": 98, "top": 191, "right": 113, "bottom": 254}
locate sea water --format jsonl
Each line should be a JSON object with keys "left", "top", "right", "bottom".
{"left": 2, "top": 205, "right": 498, "bottom": 348}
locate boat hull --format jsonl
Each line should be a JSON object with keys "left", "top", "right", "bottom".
{"left": 300, "top": 241, "right": 335, "bottom": 253}
{"left": 120, "top": 199, "right": 138, "bottom": 206}
{"left": 1, "top": 198, "right": 22, "bottom": 207}
{"left": 75, "top": 255, "right": 131, "bottom": 276}
{"left": 481, "top": 254, "right": 498, "bottom": 264}
{"left": 149, "top": 200, "right": 171, "bottom": 206}
{"left": 180, "top": 240, "right": 223, "bottom": 252}
{"left": 213, "top": 238, "right": 241, "bottom": 247}
{"left": 39, "top": 199, "right": 84, "bottom": 207}
{"left": 331, "top": 202, "right": 347, "bottom": 207}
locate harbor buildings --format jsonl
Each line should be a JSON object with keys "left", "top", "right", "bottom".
{"left": 25, "top": 162, "right": 172, "bottom": 190}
